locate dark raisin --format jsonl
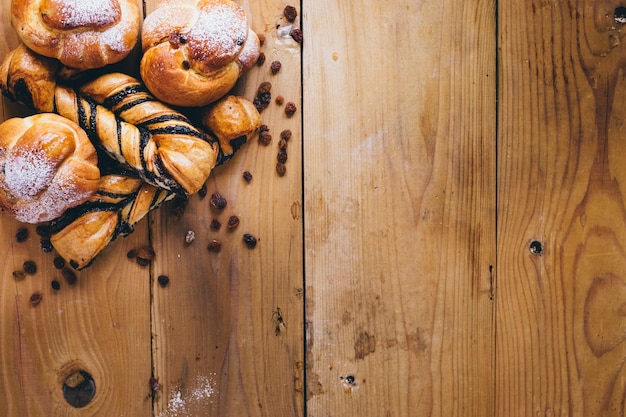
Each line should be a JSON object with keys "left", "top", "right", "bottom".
{"left": 259, "top": 124, "right": 269, "bottom": 133}
{"left": 280, "top": 129, "right": 292, "bottom": 141}
{"left": 277, "top": 149, "right": 288, "bottom": 164}
{"left": 182, "top": 60, "right": 191, "bottom": 70}
{"left": 136, "top": 246, "right": 156, "bottom": 260}
{"left": 270, "top": 60, "right": 282, "bottom": 74}
{"left": 275, "top": 95, "right": 285, "bottom": 105}
{"left": 30, "top": 292, "right": 42, "bottom": 305}
{"left": 198, "top": 183, "right": 208, "bottom": 199}
{"left": 207, "top": 240, "right": 222, "bottom": 253}
{"left": 127, "top": 249, "right": 138, "bottom": 259}
{"left": 258, "top": 82, "right": 272, "bottom": 95}
{"left": 40, "top": 239, "right": 53, "bottom": 253}
{"left": 149, "top": 377, "right": 160, "bottom": 392}
{"left": 258, "top": 131, "right": 272, "bottom": 146}
{"left": 243, "top": 171, "right": 253, "bottom": 183}
{"left": 290, "top": 27, "right": 303, "bottom": 44}
{"left": 276, "top": 162, "right": 287, "bottom": 176}
{"left": 243, "top": 234, "right": 258, "bottom": 249}
{"left": 35, "top": 225, "right": 51, "bottom": 239}
{"left": 51, "top": 280, "right": 61, "bottom": 290}
{"left": 171, "top": 195, "right": 188, "bottom": 217}
{"left": 12, "top": 270, "right": 26, "bottom": 280}
{"left": 157, "top": 275, "right": 170, "bottom": 287}
{"left": 53, "top": 256, "right": 65, "bottom": 269}
{"left": 278, "top": 138, "right": 288, "bottom": 150}
{"left": 15, "top": 227, "right": 28, "bottom": 242}
{"left": 210, "top": 218, "right": 222, "bottom": 231}
{"left": 257, "top": 51, "right": 266, "bottom": 66}
{"left": 185, "top": 230, "right": 196, "bottom": 244}
{"left": 23, "top": 260, "right": 37, "bottom": 275}
{"left": 62, "top": 268, "right": 77, "bottom": 285}
{"left": 227, "top": 215, "right": 240, "bottom": 230}
{"left": 210, "top": 193, "right": 227, "bottom": 210}
{"left": 285, "top": 102, "right": 297, "bottom": 117}
{"left": 284, "top": 5, "right": 298, "bottom": 22}
{"left": 136, "top": 257, "right": 150, "bottom": 267}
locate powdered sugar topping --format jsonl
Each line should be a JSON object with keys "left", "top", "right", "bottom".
{"left": 5, "top": 147, "right": 56, "bottom": 200}
{"left": 44, "top": 0, "right": 121, "bottom": 29}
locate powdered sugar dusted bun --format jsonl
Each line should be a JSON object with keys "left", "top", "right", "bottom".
{"left": 0, "top": 113, "right": 100, "bottom": 223}
{"left": 11, "top": 0, "right": 141, "bottom": 69}
{"left": 140, "top": 0, "right": 260, "bottom": 107}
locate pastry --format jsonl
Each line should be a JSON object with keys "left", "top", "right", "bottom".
{"left": 0, "top": 113, "right": 100, "bottom": 223}
{"left": 11, "top": 0, "right": 141, "bottom": 69}
{"left": 140, "top": 0, "right": 260, "bottom": 106}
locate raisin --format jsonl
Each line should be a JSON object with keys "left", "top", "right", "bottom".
{"left": 23, "top": 260, "right": 37, "bottom": 275}
{"left": 30, "top": 292, "right": 42, "bottom": 305}
{"left": 210, "top": 193, "right": 227, "bottom": 210}
{"left": 15, "top": 227, "right": 28, "bottom": 242}
{"left": 127, "top": 249, "right": 138, "bottom": 259}
{"left": 53, "top": 256, "right": 65, "bottom": 269}
{"left": 185, "top": 230, "right": 196, "bottom": 244}
{"left": 210, "top": 219, "right": 222, "bottom": 231}
{"left": 51, "top": 280, "right": 61, "bottom": 290}
{"left": 257, "top": 51, "right": 266, "bottom": 66}
{"left": 258, "top": 131, "right": 272, "bottom": 146}
{"left": 207, "top": 240, "right": 222, "bottom": 253}
{"left": 35, "top": 225, "right": 51, "bottom": 239}
{"left": 62, "top": 268, "right": 77, "bottom": 285}
{"left": 198, "top": 184, "right": 208, "bottom": 199}
{"left": 40, "top": 239, "right": 53, "bottom": 253}
{"left": 284, "top": 5, "right": 298, "bottom": 22}
{"left": 270, "top": 60, "right": 282, "bottom": 74}
{"left": 278, "top": 138, "right": 288, "bottom": 150}
{"left": 12, "top": 270, "right": 25, "bottom": 280}
{"left": 243, "top": 171, "right": 253, "bottom": 183}
{"left": 136, "top": 257, "right": 150, "bottom": 267}
{"left": 285, "top": 102, "right": 297, "bottom": 117}
{"left": 275, "top": 95, "right": 285, "bottom": 105}
{"left": 276, "top": 162, "right": 287, "bottom": 176}
{"left": 280, "top": 129, "right": 292, "bottom": 141}
{"left": 277, "top": 149, "right": 288, "bottom": 164}
{"left": 157, "top": 275, "right": 170, "bottom": 287}
{"left": 290, "top": 27, "right": 303, "bottom": 44}
{"left": 243, "top": 234, "right": 258, "bottom": 249}
{"left": 257, "top": 33, "right": 266, "bottom": 46}
{"left": 136, "top": 246, "right": 156, "bottom": 260}
{"left": 227, "top": 215, "right": 240, "bottom": 230}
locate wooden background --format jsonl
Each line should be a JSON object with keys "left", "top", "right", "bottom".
{"left": 0, "top": 0, "right": 625, "bottom": 416}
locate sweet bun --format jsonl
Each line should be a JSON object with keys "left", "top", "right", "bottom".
{"left": 140, "top": 0, "right": 260, "bottom": 107}
{"left": 11, "top": 0, "right": 141, "bottom": 69}
{"left": 0, "top": 113, "right": 100, "bottom": 223}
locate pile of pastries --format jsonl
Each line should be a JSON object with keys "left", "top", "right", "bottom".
{"left": 0, "top": 0, "right": 263, "bottom": 269}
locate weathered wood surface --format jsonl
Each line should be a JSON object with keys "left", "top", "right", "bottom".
{"left": 2, "top": 0, "right": 626, "bottom": 416}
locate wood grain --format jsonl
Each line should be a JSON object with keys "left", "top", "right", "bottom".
{"left": 497, "top": 0, "right": 626, "bottom": 415}
{"left": 303, "top": 1, "right": 496, "bottom": 416}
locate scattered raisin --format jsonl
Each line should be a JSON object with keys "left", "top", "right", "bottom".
{"left": 51, "top": 280, "right": 61, "bottom": 290}
{"left": 258, "top": 82, "right": 272, "bottom": 95}
{"left": 258, "top": 131, "right": 272, "bottom": 146}
{"left": 40, "top": 239, "right": 53, "bottom": 253}
{"left": 209, "top": 193, "right": 227, "bottom": 210}
{"left": 280, "top": 129, "right": 292, "bottom": 141}
{"left": 277, "top": 149, "right": 288, "bottom": 164}
{"left": 276, "top": 162, "right": 287, "bottom": 176}
{"left": 53, "top": 256, "right": 65, "bottom": 269}
{"left": 285, "top": 102, "right": 297, "bottom": 117}
{"left": 284, "top": 5, "right": 298, "bottom": 22}
{"left": 243, "top": 234, "right": 258, "bottom": 249}
{"left": 62, "top": 268, "right": 77, "bottom": 285}
{"left": 198, "top": 184, "right": 208, "bottom": 199}
{"left": 207, "top": 240, "right": 222, "bottom": 253}
{"left": 243, "top": 171, "right": 253, "bottom": 183}
{"left": 210, "top": 219, "right": 222, "bottom": 231}
{"left": 136, "top": 257, "right": 150, "bottom": 267}
{"left": 271, "top": 60, "right": 282, "bottom": 74}
{"left": 185, "top": 230, "right": 196, "bottom": 244}
{"left": 171, "top": 195, "right": 188, "bottom": 218}
{"left": 35, "top": 225, "right": 51, "bottom": 239}
{"left": 157, "top": 275, "right": 170, "bottom": 287}
{"left": 259, "top": 124, "right": 269, "bottom": 133}
{"left": 275, "top": 95, "right": 285, "bottom": 105}
{"left": 127, "top": 249, "right": 138, "bottom": 259}
{"left": 15, "top": 227, "right": 28, "bottom": 242}
{"left": 256, "top": 51, "right": 266, "bottom": 66}
{"left": 23, "top": 260, "right": 37, "bottom": 275}
{"left": 278, "top": 138, "right": 288, "bottom": 150}
{"left": 253, "top": 82, "right": 272, "bottom": 112}
{"left": 136, "top": 246, "right": 156, "bottom": 260}
{"left": 12, "top": 270, "right": 26, "bottom": 280}
{"left": 30, "top": 292, "right": 42, "bottom": 305}
{"left": 149, "top": 377, "right": 160, "bottom": 392}
{"left": 227, "top": 215, "right": 240, "bottom": 230}
{"left": 290, "top": 27, "right": 303, "bottom": 44}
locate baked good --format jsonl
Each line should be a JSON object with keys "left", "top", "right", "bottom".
{"left": 0, "top": 113, "right": 100, "bottom": 223}
{"left": 11, "top": 0, "right": 141, "bottom": 69}
{"left": 140, "top": 0, "right": 260, "bottom": 107}
{"left": 50, "top": 170, "right": 175, "bottom": 269}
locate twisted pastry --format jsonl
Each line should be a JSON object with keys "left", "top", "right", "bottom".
{"left": 0, "top": 113, "right": 100, "bottom": 223}
{"left": 11, "top": 0, "right": 141, "bottom": 69}
{"left": 140, "top": 0, "right": 260, "bottom": 106}
{"left": 49, "top": 168, "right": 175, "bottom": 269}
{"left": 0, "top": 45, "right": 260, "bottom": 196}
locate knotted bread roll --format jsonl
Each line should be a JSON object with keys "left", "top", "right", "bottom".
{"left": 140, "top": 0, "right": 260, "bottom": 107}
{"left": 11, "top": 0, "right": 141, "bottom": 69}
{"left": 0, "top": 113, "right": 100, "bottom": 223}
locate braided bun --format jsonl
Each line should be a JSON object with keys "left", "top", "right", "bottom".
{"left": 140, "top": 0, "right": 260, "bottom": 107}
{"left": 11, "top": 0, "right": 141, "bottom": 69}
{"left": 0, "top": 113, "right": 100, "bottom": 223}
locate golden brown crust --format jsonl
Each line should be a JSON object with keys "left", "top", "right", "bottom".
{"left": 11, "top": 0, "right": 140, "bottom": 69}
{"left": 0, "top": 113, "right": 100, "bottom": 223}
{"left": 140, "top": 0, "right": 260, "bottom": 106}
{"left": 202, "top": 95, "right": 261, "bottom": 155}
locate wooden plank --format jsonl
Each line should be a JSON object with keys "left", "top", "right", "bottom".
{"left": 0, "top": 1, "right": 156, "bottom": 416}
{"left": 496, "top": 1, "right": 626, "bottom": 415}
{"left": 147, "top": 1, "right": 304, "bottom": 416}
{"left": 303, "top": 1, "right": 496, "bottom": 416}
